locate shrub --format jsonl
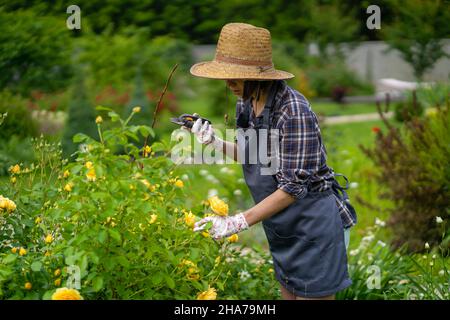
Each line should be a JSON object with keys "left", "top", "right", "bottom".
{"left": 0, "top": 91, "right": 38, "bottom": 141}
{"left": 360, "top": 99, "right": 450, "bottom": 252}
{"left": 305, "top": 57, "right": 374, "bottom": 99}
{"left": 0, "top": 107, "right": 278, "bottom": 300}
{"left": 394, "top": 91, "right": 424, "bottom": 123}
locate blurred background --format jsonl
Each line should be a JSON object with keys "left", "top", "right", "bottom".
{"left": 1, "top": 0, "right": 449, "bottom": 258}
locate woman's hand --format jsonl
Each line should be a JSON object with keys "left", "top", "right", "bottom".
{"left": 182, "top": 113, "right": 224, "bottom": 151}
{"left": 193, "top": 213, "right": 249, "bottom": 240}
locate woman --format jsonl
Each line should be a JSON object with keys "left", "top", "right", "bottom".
{"left": 186, "top": 23, "right": 357, "bottom": 300}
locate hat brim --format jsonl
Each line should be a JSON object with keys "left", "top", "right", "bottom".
{"left": 190, "top": 60, "right": 294, "bottom": 80}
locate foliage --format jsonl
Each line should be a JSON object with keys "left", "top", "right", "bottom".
{"left": 383, "top": 0, "right": 450, "bottom": 80}
{"left": 305, "top": 57, "right": 374, "bottom": 99}
{"left": 0, "top": 107, "right": 277, "bottom": 299}
{"left": 0, "top": 91, "right": 38, "bottom": 141}
{"left": 361, "top": 100, "right": 450, "bottom": 252}
{"left": 393, "top": 91, "right": 424, "bottom": 123}
{"left": 61, "top": 69, "right": 98, "bottom": 159}
{"left": 0, "top": 9, "right": 73, "bottom": 95}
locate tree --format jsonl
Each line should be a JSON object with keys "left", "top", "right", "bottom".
{"left": 62, "top": 67, "right": 97, "bottom": 159}
{"left": 383, "top": 0, "right": 450, "bottom": 80}
{"left": 0, "top": 9, "right": 74, "bottom": 95}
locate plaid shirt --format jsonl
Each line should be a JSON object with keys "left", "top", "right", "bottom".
{"left": 235, "top": 80, "right": 356, "bottom": 228}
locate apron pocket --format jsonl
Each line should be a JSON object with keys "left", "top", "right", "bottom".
{"left": 263, "top": 225, "right": 327, "bottom": 285}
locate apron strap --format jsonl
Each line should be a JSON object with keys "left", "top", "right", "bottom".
{"left": 260, "top": 80, "right": 281, "bottom": 129}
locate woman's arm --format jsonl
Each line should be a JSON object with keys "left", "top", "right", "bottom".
{"left": 242, "top": 189, "right": 296, "bottom": 227}
{"left": 211, "top": 138, "right": 239, "bottom": 162}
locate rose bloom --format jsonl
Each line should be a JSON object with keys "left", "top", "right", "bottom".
{"left": 51, "top": 287, "right": 83, "bottom": 300}
{"left": 174, "top": 180, "right": 184, "bottom": 188}
{"left": 197, "top": 286, "right": 217, "bottom": 300}
{"left": 184, "top": 211, "right": 196, "bottom": 228}
{"left": 208, "top": 196, "right": 228, "bottom": 216}
{"left": 227, "top": 234, "right": 239, "bottom": 243}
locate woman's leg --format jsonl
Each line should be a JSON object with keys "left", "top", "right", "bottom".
{"left": 295, "top": 294, "right": 335, "bottom": 300}
{"left": 280, "top": 283, "right": 335, "bottom": 300}
{"left": 280, "top": 284, "right": 296, "bottom": 300}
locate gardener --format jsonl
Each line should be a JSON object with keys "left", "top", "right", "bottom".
{"left": 185, "top": 23, "right": 357, "bottom": 300}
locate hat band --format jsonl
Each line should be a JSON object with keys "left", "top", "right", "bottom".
{"left": 215, "top": 53, "right": 273, "bottom": 68}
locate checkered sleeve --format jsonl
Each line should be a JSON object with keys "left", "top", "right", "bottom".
{"left": 276, "top": 111, "right": 323, "bottom": 199}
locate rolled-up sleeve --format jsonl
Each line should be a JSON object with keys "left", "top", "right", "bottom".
{"left": 276, "top": 112, "right": 322, "bottom": 199}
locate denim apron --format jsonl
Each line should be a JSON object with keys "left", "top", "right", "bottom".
{"left": 237, "top": 82, "right": 352, "bottom": 298}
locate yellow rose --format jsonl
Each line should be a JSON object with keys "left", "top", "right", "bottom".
{"left": 174, "top": 180, "right": 184, "bottom": 188}
{"left": 208, "top": 196, "right": 228, "bottom": 216}
{"left": 227, "top": 234, "right": 239, "bottom": 243}
{"left": 0, "top": 196, "right": 16, "bottom": 213}
{"left": 214, "top": 256, "right": 221, "bottom": 266}
{"left": 64, "top": 182, "right": 74, "bottom": 192}
{"left": 11, "top": 247, "right": 17, "bottom": 254}
{"left": 45, "top": 234, "right": 53, "bottom": 244}
{"left": 85, "top": 161, "right": 93, "bottom": 169}
{"left": 10, "top": 164, "right": 20, "bottom": 174}
{"left": 54, "top": 269, "right": 61, "bottom": 277}
{"left": 95, "top": 116, "right": 103, "bottom": 124}
{"left": 132, "top": 106, "right": 141, "bottom": 113}
{"left": 86, "top": 168, "right": 96, "bottom": 182}
{"left": 19, "top": 247, "right": 27, "bottom": 256}
{"left": 51, "top": 287, "right": 83, "bottom": 300}
{"left": 63, "top": 170, "right": 70, "bottom": 178}
{"left": 24, "top": 282, "right": 32, "bottom": 290}
{"left": 187, "top": 273, "right": 200, "bottom": 281}
{"left": 54, "top": 278, "right": 61, "bottom": 287}
{"left": 149, "top": 214, "right": 157, "bottom": 224}
{"left": 201, "top": 231, "right": 210, "bottom": 238}
{"left": 10, "top": 177, "right": 16, "bottom": 184}
{"left": 197, "top": 286, "right": 217, "bottom": 300}
{"left": 143, "top": 145, "right": 152, "bottom": 157}
{"left": 184, "top": 211, "right": 196, "bottom": 228}
{"left": 35, "top": 216, "right": 42, "bottom": 224}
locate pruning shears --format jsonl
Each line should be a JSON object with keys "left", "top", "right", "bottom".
{"left": 170, "top": 113, "right": 212, "bottom": 129}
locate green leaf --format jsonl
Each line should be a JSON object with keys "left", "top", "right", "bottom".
{"left": 108, "top": 229, "right": 122, "bottom": 243}
{"left": 92, "top": 276, "right": 104, "bottom": 292}
{"left": 165, "top": 274, "right": 175, "bottom": 289}
{"left": 42, "top": 290, "right": 54, "bottom": 300}
{"left": 2, "top": 254, "right": 17, "bottom": 264}
{"left": 115, "top": 256, "right": 130, "bottom": 268}
{"left": 95, "top": 106, "right": 113, "bottom": 112}
{"left": 151, "top": 272, "right": 164, "bottom": 285}
{"left": 31, "top": 261, "right": 42, "bottom": 272}
{"left": 73, "top": 133, "right": 90, "bottom": 143}
{"left": 139, "top": 125, "right": 155, "bottom": 138}
{"left": 98, "top": 230, "right": 108, "bottom": 244}
{"left": 108, "top": 111, "right": 121, "bottom": 122}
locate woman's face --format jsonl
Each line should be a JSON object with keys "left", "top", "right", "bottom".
{"left": 225, "top": 79, "right": 245, "bottom": 97}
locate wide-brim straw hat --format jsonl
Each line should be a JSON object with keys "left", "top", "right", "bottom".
{"left": 190, "top": 23, "right": 294, "bottom": 80}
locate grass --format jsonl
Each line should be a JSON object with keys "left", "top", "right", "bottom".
{"left": 311, "top": 101, "right": 378, "bottom": 117}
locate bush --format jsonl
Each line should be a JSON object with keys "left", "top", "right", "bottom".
{"left": 305, "top": 57, "right": 374, "bottom": 99}
{"left": 361, "top": 100, "right": 450, "bottom": 252}
{"left": 0, "top": 107, "right": 278, "bottom": 300}
{"left": 394, "top": 91, "right": 424, "bottom": 123}
{"left": 0, "top": 91, "right": 38, "bottom": 141}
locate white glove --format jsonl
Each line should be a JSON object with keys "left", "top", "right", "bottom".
{"left": 183, "top": 114, "right": 224, "bottom": 151}
{"left": 193, "top": 213, "right": 249, "bottom": 240}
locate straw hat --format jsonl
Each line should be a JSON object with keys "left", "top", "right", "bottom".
{"left": 190, "top": 23, "right": 294, "bottom": 80}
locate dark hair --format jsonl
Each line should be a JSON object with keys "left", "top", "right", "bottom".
{"left": 242, "top": 80, "right": 274, "bottom": 102}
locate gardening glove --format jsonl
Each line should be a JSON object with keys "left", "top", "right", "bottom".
{"left": 182, "top": 113, "right": 224, "bottom": 151}
{"left": 193, "top": 213, "right": 249, "bottom": 240}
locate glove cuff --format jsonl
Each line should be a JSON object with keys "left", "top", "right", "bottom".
{"left": 207, "top": 135, "right": 224, "bottom": 152}
{"left": 234, "top": 212, "right": 249, "bottom": 232}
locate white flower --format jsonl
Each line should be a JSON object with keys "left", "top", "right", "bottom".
{"left": 349, "top": 182, "right": 358, "bottom": 189}
{"left": 199, "top": 169, "right": 209, "bottom": 176}
{"left": 436, "top": 216, "right": 443, "bottom": 224}
{"left": 361, "top": 234, "right": 375, "bottom": 243}
{"left": 438, "top": 270, "right": 445, "bottom": 276}
{"left": 206, "top": 174, "right": 219, "bottom": 183}
{"left": 220, "top": 167, "right": 230, "bottom": 174}
{"left": 344, "top": 159, "right": 353, "bottom": 165}
{"left": 239, "top": 270, "right": 251, "bottom": 281}
{"left": 432, "top": 254, "right": 436, "bottom": 259}
{"left": 349, "top": 249, "right": 359, "bottom": 256}
{"left": 341, "top": 150, "right": 349, "bottom": 155}
{"left": 429, "top": 261, "right": 434, "bottom": 267}
{"left": 424, "top": 242, "right": 430, "bottom": 249}
{"left": 376, "top": 240, "right": 386, "bottom": 247}
{"left": 207, "top": 189, "right": 218, "bottom": 198}
{"left": 398, "top": 279, "right": 409, "bottom": 285}
{"left": 375, "top": 218, "right": 386, "bottom": 227}
{"left": 181, "top": 174, "right": 189, "bottom": 181}
{"left": 237, "top": 178, "right": 245, "bottom": 184}
{"left": 233, "top": 189, "right": 242, "bottom": 196}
